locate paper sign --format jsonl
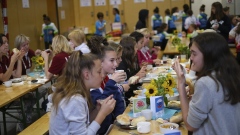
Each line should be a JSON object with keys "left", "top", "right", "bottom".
{"left": 110, "top": 0, "right": 121, "bottom": 5}
{"left": 22, "top": 0, "right": 29, "bottom": 8}
{"left": 61, "top": 10, "right": 65, "bottom": 19}
{"left": 134, "top": 0, "right": 146, "bottom": 3}
{"left": 150, "top": 96, "right": 164, "bottom": 119}
{"left": 95, "top": 0, "right": 106, "bottom": 6}
{"left": 57, "top": 0, "right": 62, "bottom": 7}
{"left": 153, "top": 0, "right": 164, "bottom": 1}
{"left": 133, "top": 97, "right": 147, "bottom": 117}
{"left": 112, "top": 22, "right": 122, "bottom": 31}
{"left": 80, "top": 0, "right": 92, "bottom": 7}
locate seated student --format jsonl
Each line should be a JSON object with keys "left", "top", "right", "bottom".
{"left": 117, "top": 37, "right": 146, "bottom": 105}
{"left": 95, "top": 12, "right": 106, "bottom": 36}
{"left": 50, "top": 51, "right": 116, "bottom": 135}
{"left": 187, "top": 24, "right": 198, "bottom": 39}
{"left": 229, "top": 22, "right": 240, "bottom": 64}
{"left": 14, "top": 34, "right": 42, "bottom": 75}
{"left": 164, "top": 9, "right": 176, "bottom": 34}
{"left": 173, "top": 32, "right": 240, "bottom": 135}
{"left": 41, "top": 35, "right": 73, "bottom": 79}
{"left": 68, "top": 29, "right": 90, "bottom": 53}
{"left": 185, "top": 10, "right": 198, "bottom": 32}
{"left": 136, "top": 29, "right": 161, "bottom": 65}
{"left": 0, "top": 33, "right": 24, "bottom": 84}
{"left": 109, "top": 41, "right": 130, "bottom": 107}
{"left": 88, "top": 36, "right": 125, "bottom": 135}
{"left": 153, "top": 23, "right": 169, "bottom": 51}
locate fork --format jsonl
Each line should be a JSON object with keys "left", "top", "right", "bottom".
{"left": 118, "top": 129, "right": 139, "bottom": 135}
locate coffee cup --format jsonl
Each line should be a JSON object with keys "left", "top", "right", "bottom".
{"left": 141, "top": 109, "right": 152, "bottom": 121}
{"left": 4, "top": 80, "right": 12, "bottom": 87}
{"left": 146, "top": 65, "right": 153, "bottom": 71}
{"left": 137, "top": 122, "right": 151, "bottom": 133}
{"left": 21, "top": 75, "right": 28, "bottom": 81}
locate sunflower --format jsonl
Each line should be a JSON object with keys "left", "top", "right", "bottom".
{"left": 166, "top": 74, "right": 176, "bottom": 88}
{"left": 36, "top": 56, "right": 45, "bottom": 65}
{"left": 145, "top": 84, "right": 158, "bottom": 98}
{"left": 150, "top": 79, "right": 157, "bottom": 87}
{"left": 165, "top": 87, "right": 174, "bottom": 96}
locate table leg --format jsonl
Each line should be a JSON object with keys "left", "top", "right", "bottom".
{"left": 35, "top": 88, "right": 41, "bottom": 118}
{"left": 2, "top": 108, "right": 7, "bottom": 135}
{"left": 20, "top": 97, "right": 27, "bottom": 128}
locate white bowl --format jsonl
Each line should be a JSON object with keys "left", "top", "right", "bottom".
{"left": 160, "top": 123, "right": 179, "bottom": 134}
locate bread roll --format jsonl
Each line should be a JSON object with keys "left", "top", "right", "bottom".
{"left": 170, "top": 112, "right": 183, "bottom": 123}
{"left": 168, "top": 101, "right": 181, "bottom": 108}
{"left": 12, "top": 48, "right": 19, "bottom": 53}
{"left": 129, "top": 76, "right": 139, "bottom": 84}
{"left": 131, "top": 116, "right": 146, "bottom": 126}
{"left": 116, "top": 114, "right": 131, "bottom": 125}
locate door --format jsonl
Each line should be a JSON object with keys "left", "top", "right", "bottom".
{"left": 123, "top": 0, "right": 147, "bottom": 32}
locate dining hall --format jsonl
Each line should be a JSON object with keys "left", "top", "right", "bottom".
{"left": 0, "top": 0, "right": 240, "bottom": 135}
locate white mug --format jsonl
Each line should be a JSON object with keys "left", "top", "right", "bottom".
{"left": 4, "top": 80, "right": 12, "bottom": 87}
{"left": 115, "top": 70, "right": 127, "bottom": 83}
{"left": 141, "top": 109, "right": 152, "bottom": 121}
{"left": 137, "top": 122, "right": 151, "bottom": 133}
{"left": 146, "top": 65, "right": 153, "bottom": 70}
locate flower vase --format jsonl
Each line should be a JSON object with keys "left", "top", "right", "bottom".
{"left": 34, "top": 64, "right": 43, "bottom": 72}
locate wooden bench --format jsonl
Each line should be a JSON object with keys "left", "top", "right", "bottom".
{"left": 18, "top": 112, "right": 50, "bottom": 135}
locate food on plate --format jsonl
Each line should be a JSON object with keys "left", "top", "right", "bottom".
{"left": 133, "top": 90, "right": 142, "bottom": 95}
{"left": 129, "top": 76, "right": 139, "bottom": 84}
{"left": 160, "top": 123, "right": 179, "bottom": 129}
{"left": 131, "top": 116, "right": 146, "bottom": 126}
{"left": 170, "top": 112, "right": 183, "bottom": 123}
{"left": 12, "top": 48, "right": 19, "bottom": 54}
{"left": 156, "top": 118, "right": 168, "bottom": 124}
{"left": 116, "top": 114, "right": 131, "bottom": 125}
{"left": 167, "top": 100, "right": 181, "bottom": 108}
{"left": 26, "top": 77, "right": 33, "bottom": 81}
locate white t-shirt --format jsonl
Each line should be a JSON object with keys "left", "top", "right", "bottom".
{"left": 185, "top": 15, "right": 198, "bottom": 30}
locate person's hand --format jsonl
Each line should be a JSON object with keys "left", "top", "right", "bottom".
{"left": 18, "top": 49, "right": 26, "bottom": 60}
{"left": 212, "top": 23, "right": 219, "bottom": 30}
{"left": 110, "top": 71, "right": 126, "bottom": 83}
{"left": 136, "top": 66, "right": 146, "bottom": 78}
{"left": 141, "top": 62, "right": 148, "bottom": 67}
{"left": 11, "top": 52, "right": 20, "bottom": 64}
{"left": 122, "top": 84, "right": 130, "bottom": 92}
{"left": 173, "top": 58, "right": 186, "bottom": 87}
{"left": 153, "top": 59, "right": 161, "bottom": 65}
{"left": 98, "top": 95, "right": 116, "bottom": 117}
{"left": 41, "top": 51, "right": 49, "bottom": 60}
{"left": 35, "top": 49, "right": 42, "bottom": 55}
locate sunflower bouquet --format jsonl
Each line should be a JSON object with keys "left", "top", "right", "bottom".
{"left": 144, "top": 73, "right": 176, "bottom": 106}
{"left": 31, "top": 56, "right": 44, "bottom": 72}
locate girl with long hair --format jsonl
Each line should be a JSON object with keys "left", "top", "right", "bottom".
{"left": 88, "top": 36, "right": 125, "bottom": 134}
{"left": 41, "top": 35, "right": 73, "bottom": 79}
{"left": 173, "top": 32, "right": 240, "bottom": 135}
{"left": 50, "top": 51, "right": 116, "bottom": 135}
{"left": 206, "top": 2, "right": 231, "bottom": 40}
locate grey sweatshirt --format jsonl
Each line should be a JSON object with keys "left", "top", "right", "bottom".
{"left": 49, "top": 95, "right": 100, "bottom": 135}
{"left": 187, "top": 75, "right": 240, "bottom": 135}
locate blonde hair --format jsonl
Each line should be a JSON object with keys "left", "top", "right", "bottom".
{"left": 136, "top": 28, "right": 150, "bottom": 36}
{"left": 52, "top": 51, "right": 100, "bottom": 112}
{"left": 108, "top": 41, "right": 122, "bottom": 55}
{"left": 52, "top": 35, "right": 73, "bottom": 55}
{"left": 14, "top": 34, "right": 30, "bottom": 49}
{"left": 68, "top": 29, "right": 86, "bottom": 45}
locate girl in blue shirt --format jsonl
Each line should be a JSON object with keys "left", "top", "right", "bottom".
{"left": 113, "top": 8, "right": 121, "bottom": 22}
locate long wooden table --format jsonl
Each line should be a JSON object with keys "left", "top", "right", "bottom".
{"left": 163, "top": 37, "right": 190, "bottom": 55}
{"left": 0, "top": 80, "right": 49, "bottom": 135}
{"left": 108, "top": 106, "right": 187, "bottom": 135}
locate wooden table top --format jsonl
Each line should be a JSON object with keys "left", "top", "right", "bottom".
{"left": 163, "top": 37, "right": 190, "bottom": 55}
{"left": 108, "top": 106, "right": 187, "bottom": 135}
{"left": 0, "top": 81, "right": 48, "bottom": 108}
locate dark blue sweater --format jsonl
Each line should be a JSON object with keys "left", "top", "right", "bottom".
{"left": 90, "top": 79, "right": 125, "bottom": 135}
